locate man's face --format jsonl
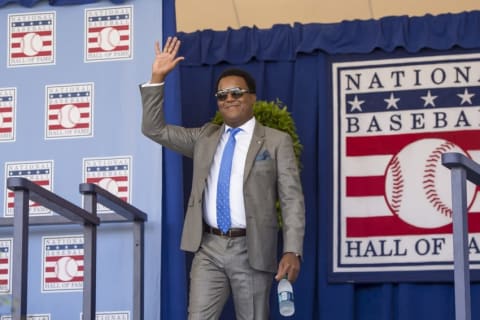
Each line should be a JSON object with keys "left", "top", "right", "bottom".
{"left": 216, "top": 75, "right": 256, "bottom": 128}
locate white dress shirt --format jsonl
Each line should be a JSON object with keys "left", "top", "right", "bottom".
{"left": 204, "top": 117, "right": 255, "bottom": 229}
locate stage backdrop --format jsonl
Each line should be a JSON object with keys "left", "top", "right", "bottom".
{"left": 174, "top": 11, "right": 480, "bottom": 320}
{"left": 0, "top": 0, "right": 171, "bottom": 319}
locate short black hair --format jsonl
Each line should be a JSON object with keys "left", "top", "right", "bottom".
{"left": 216, "top": 68, "right": 256, "bottom": 94}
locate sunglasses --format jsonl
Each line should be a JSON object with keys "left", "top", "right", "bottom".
{"left": 215, "top": 87, "right": 250, "bottom": 101}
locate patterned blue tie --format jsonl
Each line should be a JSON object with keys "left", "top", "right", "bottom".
{"left": 216, "top": 127, "right": 241, "bottom": 233}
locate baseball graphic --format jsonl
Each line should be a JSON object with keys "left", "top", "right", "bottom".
{"left": 21, "top": 32, "right": 43, "bottom": 56}
{"left": 55, "top": 256, "right": 78, "bottom": 281}
{"left": 98, "top": 27, "right": 120, "bottom": 51}
{"left": 99, "top": 177, "right": 119, "bottom": 195}
{"left": 58, "top": 104, "right": 80, "bottom": 128}
{"left": 385, "top": 138, "right": 476, "bottom": 229}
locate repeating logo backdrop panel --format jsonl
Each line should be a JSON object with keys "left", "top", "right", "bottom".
{"left": 0, "top": 0, "right": 163, "bottom": 318}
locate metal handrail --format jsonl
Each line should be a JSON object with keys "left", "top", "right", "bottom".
{"left": 79, "top": 183, "right": 147, "bottom": 320}
{"left": 5, "top": 178, "right": 148, "bottom": 320}
{"left": 6, "top": 177, "right": 100, "bottom": 320}
{"left": 442, "top": 152, "right": 480, "bottom": 320}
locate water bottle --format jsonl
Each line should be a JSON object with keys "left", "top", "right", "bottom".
{"left": 277, "top": 276, "right": 295, "bottom": 316}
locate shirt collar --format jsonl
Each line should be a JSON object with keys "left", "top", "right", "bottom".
{"left": 224, "top": 117, "right": 256, "bottom": 135}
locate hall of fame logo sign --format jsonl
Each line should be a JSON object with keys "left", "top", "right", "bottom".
{"left": 1, "top": 315, "right": 50, "bottom": 320}
{"left": 42, "top": 235, "right": 83, "bottom": 292}
{"left": 83, "top": 156, "right": 132, "bottom": 213}
{"left": 0, "top": 88, "right": 16, "bottom": 142}
{"left": 84, "top": 6, "right": 133, "bottom": 62}
{"left": 0, "top": 239, "right": 12, "bottom": 295}
{"left": 4, "top": 161, "right": 53, "bottom": 217}
{"left": 331, "top": 52, "right": 480, "bottom": 281}
{"left": 80, "top": 311, "right": 130, "bottom": 320}
{"left": 45, "top": 83, "right": 94, "bottom": 139}
{"left": 7, "top": 11, "right": 55, "bottom": 67}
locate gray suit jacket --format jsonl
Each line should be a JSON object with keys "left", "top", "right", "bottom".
{"left": 140, "top": 84, "right": 305, "bottom": 272}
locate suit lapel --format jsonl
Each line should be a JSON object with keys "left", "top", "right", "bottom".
{"left": 244, "top": 122, "right": 265, "bottom": 183}
{"left": 198, "top": 124, "right": 225, "bottom": 184}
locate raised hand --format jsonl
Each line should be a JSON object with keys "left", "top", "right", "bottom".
{"left": 150, "top": 36, "right": 185, "bottom": 84}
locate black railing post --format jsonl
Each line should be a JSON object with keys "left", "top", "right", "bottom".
{"left": 79, "top": 183, "right": 147, "bottom": 320}
{"left": 81, "top": 191, "right": 98, "bottom": 320}
{"left": 11, "top": 188, "right": 29, "bottom": 320}
{"left": 5, "top": 177, "right": 146, "bottom": 319}
{"left": 442, "top": 152, "right": 480, "bottom": 320}
{"left": 7, "top": 177, "right": 100, "bottom": 320}
{"left": 133, "top": 220, "right": 145, "bottom": 320}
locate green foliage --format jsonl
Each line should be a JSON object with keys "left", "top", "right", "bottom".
{"left": 211, "top": 99, "right": 303, "bottom": 166}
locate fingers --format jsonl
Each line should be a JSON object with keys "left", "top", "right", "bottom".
{"left": 275, "top": 253, "right": 300, "bottom": 282}
{"left": 154, "top": 36, "right": 181, "bottom": 56}
{"left": 150, "top": 37, "right": 183, "bottom": 83}
{"left": 163, "top": 36, "right": 173, "bottom": 53}
{"left": 275, "top": 265, "right": 286, "bottom": 281}
{"left": 154, "top": 40, "right": 161, "bottom": 55}
{"left": 287, "top": 266, "right": 299, "bottom": 283}
{"left": 171, "top": 37, "right": 181, "bottom": 56}
{"left": 275, "top": 265, "right": 298, "bottom": 282}
{"left": 162, "top": 36, "right": 179, "bottom": 54}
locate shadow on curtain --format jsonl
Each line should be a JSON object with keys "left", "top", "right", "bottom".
{"left": 172, "top": 11, "right": 480, "bottom": 320}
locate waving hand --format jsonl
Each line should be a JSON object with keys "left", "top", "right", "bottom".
{"left": 150, "top": 36, "right": 184, "bottom": 84}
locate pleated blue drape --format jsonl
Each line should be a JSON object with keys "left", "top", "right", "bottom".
{"left": 161, "top": 1, "right": 188, "bottom": 319}
{"left": 174, "top": 11, "right": 480, "bottom": 320}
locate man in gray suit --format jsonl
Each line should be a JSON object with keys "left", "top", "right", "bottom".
{"left": 140, "top": 36, "right": 305, "bottom": 319}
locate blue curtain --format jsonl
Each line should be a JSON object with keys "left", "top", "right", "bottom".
{"left": 161, "top": 1, "right": 188, "bottom": 319}
{"left": 174, "top": 11, "right": 480, "bottom": 320}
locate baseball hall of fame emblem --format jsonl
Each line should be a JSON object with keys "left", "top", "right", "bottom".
{"left": 83, "top": 156, "right": 132, "bottom": 213}
{"left": 331, "top": 52, "right": 480, "bottom": 281}
{"left": 4, "top": 160, "right": 54, "bottom": 217}
{"left": 7, "top": 12, "right": 55, "bottom": 67}
{"left": 42, "top": 235, "right": 84, "bottom": 292}
{"left": 0, "top": 88, "right": 16, "bottom": 142}
{"left": 45, "top": 83, "right": 94, "bottom": 139}
{"left": 84, "top": 6, "right": 133, "bottom": 62}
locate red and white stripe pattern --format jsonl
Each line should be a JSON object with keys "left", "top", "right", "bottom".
{"left": 5, "top": 161, "right": 53, "bottom": 217}
{"left": 42, "top": 235, "right": 84, "bottom": 292}
{"left": 83, "top": 156, "right": 132, "bottom": 212}
{"left": 0, "top": 88, "right": 16, "bottom": 141}
{"left": 343, "top": 131, "right": 480, "bottom": 237}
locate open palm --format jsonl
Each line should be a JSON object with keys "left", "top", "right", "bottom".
{"left": 151, "top": 37, "right": 184, "bottom": 83}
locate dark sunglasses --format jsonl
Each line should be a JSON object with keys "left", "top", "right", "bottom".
{"left": 214, "top": 87, "right": 250, "bottom": 101}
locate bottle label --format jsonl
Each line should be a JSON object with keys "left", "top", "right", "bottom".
{"left": 278, "top": 291, "right": 294, "bottom": 303}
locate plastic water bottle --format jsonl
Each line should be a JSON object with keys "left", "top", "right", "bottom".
{"left": 277, "top": 277, "right": 295, "bottom": 316}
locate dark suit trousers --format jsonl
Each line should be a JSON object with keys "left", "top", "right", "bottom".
{"left": 188, "top": 233, "right": 274, "bottom": 320}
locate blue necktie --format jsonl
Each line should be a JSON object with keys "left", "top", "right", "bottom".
{"left": 216, "top": 127, "right": 241, "bottom": 233}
